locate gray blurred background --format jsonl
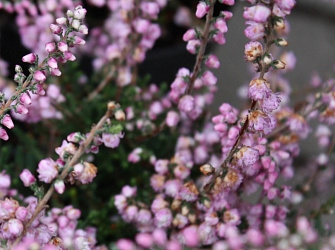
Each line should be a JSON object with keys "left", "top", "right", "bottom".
{"left": 212, "top": 0, "right": 335, "bottom": 109}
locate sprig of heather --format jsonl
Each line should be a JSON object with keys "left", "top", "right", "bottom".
{"left": 87, "top": 0, "right": 165, "bottom": 100}
{"left": 0, "top": 5, "right": 88, "bottom": 141}
{"left": 10, "top": 101, "right": 125, "bottom": 246}
{"left": 204, "top": 0, "right": 295, "bottom": 192}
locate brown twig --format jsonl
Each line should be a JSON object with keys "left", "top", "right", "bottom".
{"left": 185, "top": 0, "right": 215, "bottom": 95}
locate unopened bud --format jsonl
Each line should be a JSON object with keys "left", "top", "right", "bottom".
{"left": 181, "top": 206, "right": 190, "bottom": 216}
{"left": 277, "top": 38, "right": 288, "bottom": 47}
{"left": 15, "top": 65, "right": 23, "bottom": 73}
{"left": 171, "top": 199, "right": 181, "bottom": 210}
{"left": 200, "top": 164, "right": 215, "bottom": 175}
{"left": 107, "top": 101, "right": 116, "bottom": 111}
{"left": 262, "top": 54, "right": 272, "bottom": 65}
{"left": 67, "top": 10, "right": 73, "bottom": 17}
{"left": 273, "top": 60, "right": 286, "bottom": 69}
{"left": 275, "top": 18, "right": 285, "bottom": 30}
{"left": 188, "top": 213, "right": 196, "bottom": 224}
{"left": 115, "top": 109, "right": 125, "bottom": 121}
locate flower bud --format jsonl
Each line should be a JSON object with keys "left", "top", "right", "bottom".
{"left": 79, "top": 25, "right": 88, "bottom": 35}
{"left": 66, "top": 10, "right": 73, "bottom": 17}
{"left": 15, "top": 65, "right": 23, "bottom": 73}
{"left": 73, "top": 6, "right": 87, "bottom": 20}
{"left": 50, "top": 24, "right": 62, "bottom": 34}
{"left": 0, "top": 128, "right": 9, "bottom": 141}
{"left": 16, "top": 104, "right": 29, "bottom": 115}
{"left": 115, "top": 109, "right": 126, "bottom": 121}
{"left": 19, "top": 169, "right": 36, "bottom": 187}
{"left": 8, "top": 218, "right": 24, "bottom": 237}
{"left": 19, "top": 92, "right": 32, "bottom": 105}
{"left": 58, "top": 42, "right": 68, "bottom": 52}
{"left": 277, "top": 38, "right": 288, "bottom": 47}
{"left": 45, "top": 42, "right": 56, "bottom": 53}
{"left": 47, "top": 58, "right": 58, "bottom": 69}
{"left": 196, "top": 2, "right": 209, "bottom": 18}
{"left": 22, "top": 53, "right": 37, "bottom": 64}
{"left": 2, "top": 115, "right": 14, "bottom": 129}
{"left": 275, "top": 18, "right": 285, "bottom": 30}
{"left": 54, "top": 179, "right": 65, "bottom": 194}
{"left": 273, "top": 60, "right": 286, "bottom": 69}
{"left": 64, "top": 51, "right": 76, "bottom": 61}
{"left": 244, "top": 41, "right": 263, "bottom": 61}
{"left": 56, "top": 17, "right": 67, "bottom": 25}
{"left": 33, "top": 70, "right": 46, "bottom": 82}
{"left": 262, "top": 54, "right": 272, "bottom": 65}
{"left": 71, "top": 19, "right": 80, "bottom": 30}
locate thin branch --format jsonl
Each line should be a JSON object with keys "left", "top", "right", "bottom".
{"left": 185, "top": 0, "right": 215, "bottom": 95}
{"left": 13, "top": 106, "right": 115, "bottom": 245}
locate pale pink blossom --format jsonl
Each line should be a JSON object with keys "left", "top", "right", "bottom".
{"left": 37, "top": 158, "right": 58, "bottom": 183}
{"left": 19, "top": 169, "right": 36, "bottom": 187}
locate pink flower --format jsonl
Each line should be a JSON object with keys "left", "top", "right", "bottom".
{"left": 275, "top": 0, "right": 296, "bottom": 14}
{"left": 22, "top": 53, "right": 37, "bottom": 64}
{"left": 54, "top": 179, "right": 65, "bottom": 194}
{"left": 8, "top": 218, "right": 24, "bottom": 237}
{"left": 166, "top": 111, "right": 180, "bottom": 127}
{"left": 178, "top": 95, "right": 195, "bottom": 113}
{"left": 244, "top": 41, "right": 263, "bottom": 61}
{"left": 135, "top": 233, "right": 153, "bottom": 249}
{"left": 55, "top": 140, "right": 77, "bottom": 160}
{"left": 182, "top": 226, "right": 199, "bottom": 247}
{"left": 122, "top": 185, "right": 137, "bottom": 197}
{"left": 183, "top": 29, "right": 196, "bottom": 42}
{"left": 101, "top": 132, "right": 123, "bottom": 148}
{"left": 205, "top": 54, "right": 220, "bottom": 69}
{"left": 196, "top": 2, "right": 209, "bottom": 18}
{"left": 128, "top": 148, "right": 142, "bottom": 163}
{"left": 248, "top": 110, "right": 275, "bottom": 134}
{"left": 50, "top": 24, "right": 62, "bottom": 34}
{"left": 234, "top": 146, "right": 259, "bottom": 167}
{"left": 1, "top": 114, "right": 14, "bottom": 129}
{"left": 33, "top": 71, "right": 46, "bottom": 82}
{"left": 152, "top": 229, "right": 167, "bottom": 246}
{"left": 64, "top": 51, "right": 76, "bottom": 61}
{"left": 19, "top": 93, "right": 32, "bottom": 106}
{"left": 154, "top": 208, "right": 172, "bottom": 228}
{"left": 244, "top": 21, "right": 265, "bottom": 40}
{"left": 243, "top": 5, "right": 271, "bottom": 23}
{"left": 116, "top": 239, "right": 136, "bottom": 250}
{"left": 19, "top": 169, "right": 36, "bottom": 187}
{"left": 0, "top": 128, "right": 9, "bottom": 141}
{"left": 0, "top": 171, "right": 10, "bottom": 189}
{"left": 76, "top": 162, "right": 97, "bottom": 184}
{"left": 259, "top": 92, "right": 281, "bottom": 113}
{"left": 15, "top": 207, "right": 31, "bottom": 222}
{"left": 45, "top": 42, "right": 56, "bottom": 53}
{"left": 47, "top": 58, "right": 58, "bottom": 69}
{"left": 214, "top": 18, "right": 228, "bottom": 33}
{"left": 37, "top": 158, "right": 58, "bottom": 183}
{"left": 221, "top": 0, "right": 235, "bottom": 5}
{"left": 202, "top": 71, "right": 217, "bottom": 86}
{"left": 186, "top": 39, "right": 201, "bottom": 54}
{"left": 73, "top": 6, "right": 87, "bottom": 20}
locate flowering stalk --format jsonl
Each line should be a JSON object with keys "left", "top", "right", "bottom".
{"left": 12, "top": 101, "right": 120, "bottom": 245}
{"left": 185, "top": 0, "right": 215, "bottom": 95}
{"left": 204, "top": 1, "right": 291, "bottom": 192}
{"left": 0, "top": 5, "right": 88, "bottom": 140}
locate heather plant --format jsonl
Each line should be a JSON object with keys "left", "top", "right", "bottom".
{"left": 0, "top": 0, "right": 335, "bottom": 249}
